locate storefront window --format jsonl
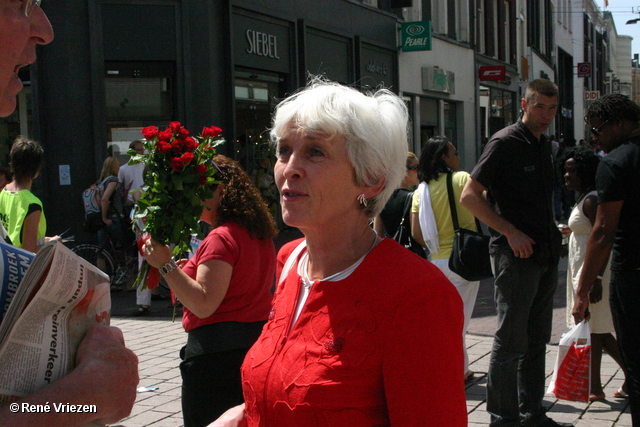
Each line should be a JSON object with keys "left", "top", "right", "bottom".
{"left": 420, "top": 97, "right": 438, "bottom": 144}
{"left": 480, "top": 85, "right": 515, "bottom": 142}
{"left": 443, "top": 101, "right": 457, "bottom": 143}
{"left": 104, "top": 61, "right": 175, "bottom": 164}
{"left": 234, "top": 69, "right": 285, "bottom": 227}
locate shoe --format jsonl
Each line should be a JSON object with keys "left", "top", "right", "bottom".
{"left": 613, "top": 387, "right": 628, "bottom": 398}
{"left": 464, "top": 370, "right": 475, "bottom": 383}
{"left": 130, "top": 306, "right": 150, "bottom": 317}
{"left": 151, "top": 293, "right": 169, "bottom": 301}
{"left": 589, "top": 393, "right": 605, "bottom": 402}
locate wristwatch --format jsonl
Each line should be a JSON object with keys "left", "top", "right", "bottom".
{"left": 159, "top": 259, "right": 178, "bottom": 277}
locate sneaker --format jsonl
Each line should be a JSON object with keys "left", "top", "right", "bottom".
{"left": 130, "top": 306, "right": 150, "bottom": 317}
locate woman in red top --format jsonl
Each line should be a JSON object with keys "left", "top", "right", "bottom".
{"left": 211, "top": 79, "right": 468, "bottom": 427}
{"left": 143, "top": 155, "right": 278, "bottom": 427}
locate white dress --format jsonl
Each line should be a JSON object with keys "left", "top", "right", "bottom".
{"left": 566, "top": 190, "right": 615, "bottom": 334}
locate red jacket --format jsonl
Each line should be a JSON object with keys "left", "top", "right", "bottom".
{"left": 241, "top": 238, "right": 467, "bottom": 426}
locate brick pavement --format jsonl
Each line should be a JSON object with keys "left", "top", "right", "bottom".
{"left": 107, "top": 257, "right": 632, "bottom": 426}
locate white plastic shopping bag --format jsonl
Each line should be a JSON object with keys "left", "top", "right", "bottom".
{"left": 547, "top": 320, "right": 591, "bottom": 402}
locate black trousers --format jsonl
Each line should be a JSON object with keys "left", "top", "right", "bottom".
{"left": 610, "top": 269, "right": 640, "bottom": 427}
{"left": 180, "top": 347, "right": 249, "bottom": 427}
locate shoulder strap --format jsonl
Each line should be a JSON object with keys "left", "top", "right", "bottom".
{"left": 446, "top": 173, "right": 460, "bottom": 231}
{"left": 398, "top": 190, "right": 413, "bottom": 228}
{"left": 446, "top": 173, "right": 485, "bottom": 235}
{"left": 278, "top": 240, "right": 307, "bottom": 285}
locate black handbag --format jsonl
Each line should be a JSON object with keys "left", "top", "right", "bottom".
{"left": 393, "top": 191, "right": 427, "bottom": 259}
{"left": 446, "top": 173, "right": 493, "bottom": 281}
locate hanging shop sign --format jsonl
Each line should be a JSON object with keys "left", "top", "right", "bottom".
{"left": 577, "top": 63, "right": 591, "bottom": 77}
{"left": 401, "top": 21, "right": 432, "bottom": 52}
{"left": 478, "top": 65, "right": 506, "bottom": 81}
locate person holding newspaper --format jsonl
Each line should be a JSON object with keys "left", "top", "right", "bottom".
{"left": 0, "top": 1, "right": 139, "bottom": 425}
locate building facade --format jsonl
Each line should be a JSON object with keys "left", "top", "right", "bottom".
{"left": 1, "top": 0, "right": 636, "bottom": 237}
{"left": 14, "top": 0, "right": 400, "bottom": 238}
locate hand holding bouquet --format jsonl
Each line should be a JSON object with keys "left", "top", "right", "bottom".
{"left": 130, "top": 122, "right": 224, "bottom": 289}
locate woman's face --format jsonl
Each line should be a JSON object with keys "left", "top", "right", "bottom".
{"left": 274, "top": 124, "right": 369, "bottom": 232}
{"left": 563, "top": 158, "right": 581, "bottom": 191}
{"left": 442, "top": 142, "right": 460, "bottom": 172}
{"left": 405, "top": 157, "right": 419, "bottom": 187}
{"left": 199, "top": 185, "right": 223, "bottom": 225}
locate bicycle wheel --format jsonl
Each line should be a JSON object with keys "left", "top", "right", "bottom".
{"left": 72, "top": 244, "right": 117, "bottom": 283}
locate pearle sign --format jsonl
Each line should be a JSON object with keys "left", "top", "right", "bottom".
{"left": 246, "top": 29, "right": 280, "bottom": 59}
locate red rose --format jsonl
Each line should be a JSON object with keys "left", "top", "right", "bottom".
{"left": 202, "top": 126, "right": 223, "bottom": 138}
{"left": 170, "top": 121, "right": 182, "bottom": 133}
{"left": 179, "top": 127, "right": 190, "bottom": 138}
{"left": 184, "top": 137, "right": 199, "bottom": 152}
{"left": 196, "top": 164, "right": 208, "bottom": 185}
{"left": 155, "top": 140, "right": 172, "bottom": 154}
{"left": 158, "top": 129, "right": 173, "bottom": 141}
{"left": 172, "top": 139, "right": 184, "bottom": 152}
{"left": 181, "top": 152, "right": 195, "bottom": 166}
{"left": 171, "top": 157, "right": 184, "bottom": 172}
{"left": 142, "top": 126, "right": 158, "bottom": 140}
{"left": 146, "top": 266, "right": 160, "bottom": 290}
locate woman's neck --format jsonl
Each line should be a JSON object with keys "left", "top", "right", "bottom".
{"left": 303, "top": 222, "right": 379, "bottom": 281}
{"left": 6, "top": 180, "right": 32, "bottom": 192}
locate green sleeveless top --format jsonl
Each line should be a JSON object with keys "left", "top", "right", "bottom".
{"left": 0, "top": 188, "right": 46, "bottom": 249}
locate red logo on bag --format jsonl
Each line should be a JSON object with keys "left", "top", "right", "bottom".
{"left": 552, "top": 342, "right": 591, "bottom": 402}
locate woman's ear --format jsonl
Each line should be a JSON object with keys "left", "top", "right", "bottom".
{"left": 365, "top": 178, "right": 386, "bottom": 199}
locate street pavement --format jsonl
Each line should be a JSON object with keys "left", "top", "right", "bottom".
{"left": 107, "top": 256, "right": 633, "bottom": 426}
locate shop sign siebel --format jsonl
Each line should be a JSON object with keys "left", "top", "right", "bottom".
{"left": 246, "top": 29, "right": 280, "bottom": 59}
{"left": 401, "top": 21, "right": 432, "bottom": 52}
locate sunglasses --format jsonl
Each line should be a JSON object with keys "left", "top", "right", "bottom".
{"left": 590, "top": 120, "right": 609, "bottom": 137}
{"left": 22, "top": 0, "right": 41, "bottom": 17}
{"left": 407, "top": 166, "right": 418, "bottom": 171}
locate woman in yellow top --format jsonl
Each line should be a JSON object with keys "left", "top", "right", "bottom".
{"left": 411, "top": 136, "right": 480, "bottom": 382}
{"left": 0, "top": 137, "right": 58, "bottom": 252}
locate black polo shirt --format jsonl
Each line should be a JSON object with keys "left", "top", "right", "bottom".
{"left": 471, "top": 120, "right": 560, "bottom": 260}
{"left": 596, "top": 136, "right": 640, "bottom": 270}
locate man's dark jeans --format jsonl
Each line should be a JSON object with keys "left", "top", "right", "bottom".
{"left": 487, "top": 245, "right": 558, "bottom": 426}
{"left": 610, "top": 269, "right": 640, "bottom": 427}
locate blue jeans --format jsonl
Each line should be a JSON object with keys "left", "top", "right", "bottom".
{"left": 487, "top": 245, "right": 558, "bottom": 426}
{"left": 610, "top": 269, "right": 640, "bottom": 426}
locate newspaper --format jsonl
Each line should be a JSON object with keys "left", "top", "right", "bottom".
{"left": 0, "top": 240, "right": 111, "bottom": 406}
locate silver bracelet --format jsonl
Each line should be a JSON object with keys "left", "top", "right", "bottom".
{"left": 159, "top": 259, "right": 178, "bottom": 277}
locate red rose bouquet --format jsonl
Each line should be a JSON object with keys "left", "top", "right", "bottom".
{"left": 130, "top": 121, "right": 224, "bottom": 289}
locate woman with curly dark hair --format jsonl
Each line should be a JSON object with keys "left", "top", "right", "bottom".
{"left": 558, "top": 146, "right": 628, "bottom": 402}
{"left": 143, "top": 154, "right": 278, "bottom": 427}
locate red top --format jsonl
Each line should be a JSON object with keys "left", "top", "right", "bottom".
{"left": 241, "top": 238, "right": 467, "bottom": 426}
{"left": 181, "top": 221, "right": 275, "bottom": 332}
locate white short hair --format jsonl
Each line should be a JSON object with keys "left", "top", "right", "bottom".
{"left": 270, "top": 79, "right": 408, "bottom": 217}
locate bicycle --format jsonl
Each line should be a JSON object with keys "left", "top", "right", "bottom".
{"left": 72, "top": 227, "right": 138, "bottom": 290}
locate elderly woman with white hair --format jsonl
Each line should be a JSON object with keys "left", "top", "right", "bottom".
{"left": 211, "top": 79, "right": 467, "bottom": 427}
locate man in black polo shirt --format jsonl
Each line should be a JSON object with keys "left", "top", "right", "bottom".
{"left": 461, "top": 79, "right": 564, "bottom": 427}
{"left": 573, "top": 94, "right": 640, "bottom": 425}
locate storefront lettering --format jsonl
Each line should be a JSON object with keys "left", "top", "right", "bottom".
{"left": 404, "top": 37, "right": 429, "bottom": 47}
{"left": 246, "top": 29, "right": 280, "bottom": 59}
{"left": 366, "top": 60, "right": 389, "bottom": 76}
